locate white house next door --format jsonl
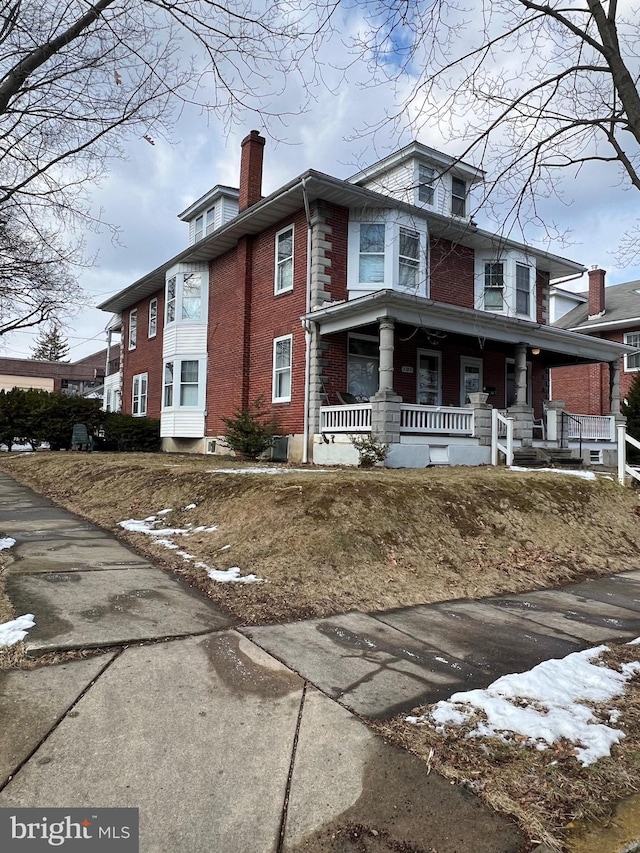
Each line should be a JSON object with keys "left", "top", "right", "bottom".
{"left": 417, "top": 350, "right": 441, "bottom": 405}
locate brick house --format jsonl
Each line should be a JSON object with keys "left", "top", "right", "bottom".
{"left": 552, "top": 270, "right": 640, "bottom": 417}
{"left": 98, "top": 133, "right": 628, "bottom": 466}
{"left": 0, "top": 349, "right": 113, "bottom": 398}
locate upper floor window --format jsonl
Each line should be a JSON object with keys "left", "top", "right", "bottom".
{"left": 128, "top": 309, "right": 137, "bottom": 350}
{"left": 418, "top": 165, "right": 435, "bottom": 204}
{"left": 206, "top": 206, "right": 216, "bottom": 236}
{"left": 484, "top": 263, "right": 504, "bottom": 311}
{"left": 166, "top": 277, "right": 176, "bottom": 323}
{"left": 359, "top": 223, "right": 386, "bottom": 284}
{"left": 516, "top": 264, "right": 531, "bottom": 315}
{"left": 148, "top": 298, "right": 158, "bottom": 338}
{"left": 275, "top": 226, "right": 294, "bottom": 293}
{"left": 452, "top": 177, "right": 466, "bottom": 216}
{"left": 194, "top": 215, "right": 204, "bottom": 242}
{"left": 624, "top": 332, "right": 640, "bottom": 371}
{"left": 273, "top": 335, "right": 292, "bottom": 403}
{"left": 165, "top": 268, "right": 207, "bottom": 325}
{"left": 398, "top": 228, "right": 420, "bottom": 290}
{"left": 132, "top": 373, "right": 147, "bottom": 416}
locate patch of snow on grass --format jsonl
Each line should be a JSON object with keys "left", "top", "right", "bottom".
{"left": 509, "top": 466, "right": 597, "bottom": 480}
{"left": 207, "top": 467, "right": 329, "bottom": 475}
{"left": 118, "top": 518, "right": 190, "bottom": 536}
{"left": 157, "top": 508, "right": 173, "bottom": 516}
{"left": 184, "top": 503, "right": 197, "bottom": 510}
{"left": 0, "top": 537, "right": 16, "bottom": 550}
{"left": 206, "top": 565, "right": 263, "bottom": 584}
{"left": 0, "top": 614, "right": 35, "bottom": 646}
{"left": 411, "top": 645, "right": 640, "bottom": 766}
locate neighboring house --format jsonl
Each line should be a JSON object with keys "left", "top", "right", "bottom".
{"left": 0, "top": 349, "right": 113, "bottom": 399}
{"left": 98, "top": 132, "right": 628, "bottom": 467}
{"left": 551, "top": 270, "right": 640, "bottom": 415}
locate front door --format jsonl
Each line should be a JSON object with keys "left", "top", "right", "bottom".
{"left": 417, "top": 350, "right": 441, "bottom": 405}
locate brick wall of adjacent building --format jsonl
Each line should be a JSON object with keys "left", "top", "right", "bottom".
{"left": 121, "top": 289, "right": 164, "bottom": 418}
{"left": 0, "top": 349, "right": 112, "bottom": 393}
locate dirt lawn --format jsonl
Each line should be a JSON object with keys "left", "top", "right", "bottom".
{"left": 0, "top": 453, "right": 638, "bottom": 625}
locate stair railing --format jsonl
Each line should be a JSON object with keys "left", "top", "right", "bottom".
{"left": 491, "top": 408, "right": 514, "bottom": 467}
{"left": 561, "top": 411, "right": 582, "bottom": 459}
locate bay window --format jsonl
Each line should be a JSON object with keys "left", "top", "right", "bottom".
{"left": 484, "top": 263, "right": 504, "bottom": 311}
{"left": 148, "top": 298, "right": 157, "bottom": 338}
{"left": 128, "top": 309, "right": 137, "bottom": 350}
{"left": 359, "top": 223, "right": 385, "bottom": 284}
{"left": 398, "top": 227, "right": 420, "bottom": 290}
{"left": 180, "top": 360, "right": 199, "bottom": 405}
{"left": 162, "top": 358, "right": 205, "bottom": 409}
{"left": 476, "top": 255, "right": 536, "bottom": 319}
{"left": 165, "top": 267, "right": 207, "bottom": 325}
{"left": 166, "top": 277, "right": 176, "bottom": 323}
{"left": 273, "top": 335, "right": 292, "bottom": 402}
{"left": 348, "top": 213, "right": 427, "bottom": 296}
{"left": 181, "top": 273, "right": 202, "bottom": 320}
{"left": 516, "top": 264, "right": 531, "bottom": 315}
{"left": 163, "top": 362, "right": 174, "bottom": 407}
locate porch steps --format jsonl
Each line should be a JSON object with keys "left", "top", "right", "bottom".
{"left": 512, "top": 447, "right": 584, "bottom": 470}
{"left": 512, "top": 448, "right": 546, "bottom": 468}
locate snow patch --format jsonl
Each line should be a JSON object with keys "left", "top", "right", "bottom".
{"left": 509, "top": 466, "right": 597, "bottom": 480}
{"left": 0, "top": 614, "right": 35, "bottom": 646}
{"left": 184, "top": 503, "right": 197, "bottom": 510}
{"left": 207, "top": 467, "right": 329, "bottom": 475}
{"left": 411, "top": 645, "right": 640, "bottom": 766}
{"left": 0, "top": 537, "right": 16, "bottom": 550}
{"left": 206, "top": 566, "right": 263, "bottom": 584}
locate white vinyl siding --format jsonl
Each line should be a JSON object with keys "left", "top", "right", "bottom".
{"left": 132, "top": 373, "right": 147, "bottom": 416}
{"left": 273, "top": 335, "right": 292, "bottom": 403}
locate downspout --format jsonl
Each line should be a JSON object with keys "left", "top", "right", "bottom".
{"left": 301, "top": 177, "right": 312, "bottom": 464}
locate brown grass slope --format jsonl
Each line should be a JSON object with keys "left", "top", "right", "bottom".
{"left": 0, "top": 453, "right": 639, "bottom": 624}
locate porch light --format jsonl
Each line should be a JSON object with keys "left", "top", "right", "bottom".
{"left": 531, "top": 347, "right": 541, "bottom": 355}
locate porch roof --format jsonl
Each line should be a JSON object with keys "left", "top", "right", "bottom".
{"left": 304, "top": 290, "right": 633, "bottom": 365}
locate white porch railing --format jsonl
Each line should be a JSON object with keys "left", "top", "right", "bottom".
{"left": 320, "top": 404, "right": 372, "bottom": 433}
{"left": 400, "top": 404, "right": 474, "bottom": 435}
{"left": 319, "top": 403, "right": 474, "bottom": 436}
{"left": 618, "top": 424, "right": 640, "bottom": 485}
{"left": 491, "top": 408, "right": 514, "bottom": 466}
{"left": 565, "top": 413, "right": 616, "bottom": 441}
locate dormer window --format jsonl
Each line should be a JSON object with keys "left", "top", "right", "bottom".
{"left": 418, "top": 165, "right": 435, "bottom": 204}
{"left": 452, "top": 178, "right": 466, "bottom": 216}
{"left": 194, "top": 215, "right": 204, "bottom": 242}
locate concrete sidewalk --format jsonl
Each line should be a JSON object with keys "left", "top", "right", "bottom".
{"left": 4, "top": 469, "right": 638, "bottom": 852}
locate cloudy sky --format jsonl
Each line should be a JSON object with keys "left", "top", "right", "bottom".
{"left": 5, "top": 1, "right": 640, "bottom": 361}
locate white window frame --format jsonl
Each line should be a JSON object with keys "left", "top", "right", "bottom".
{"left": 205, "top": 205, "right": 216, "bottom": 236}
{"left": 460, "top": 357, "right": 483, "bottom": 406}
{"left": 194, "top": 215, "right": 204, "bottom": 242}
{"left": 272, "top": 335, "right": 292, "bottom": 403}
{"left": 398, "top": 226, "right": 421, "bottom": 291}
{"left": 164, "top": 268, "right": 208, "bottom": 326}
{"left": 128, "top": 309, "right": 137, "bottom": 350}
{"left": 148, "top": 298, "right": 158, "bottom": 338}
{"left": 161, "top": 357, "right": 206, "bottom": 410}
{"left": 347, "top": 333, "right": 379, "bottom": 401}
{"left": 417, "top": 349, "right": 442, "bottom": 406}
{"left": 475, "top": 254, "right": 536, "bottom": 320}
{"left": 451, "top": 177, "right": 466, "bottom": 216}
{"left": 624, "top": 332, "right": 640, "bottom": 371}
{"left": 275, "top": 225, "right": 294, "bottom": 294}
{"left": 132, "top": 373, "right": 148, "bottom": 417}
{"left": 347, "top": 211, "right": 429, "bottom": 297}
{"left": 417, "top": 164, "right": 436, "bottom": 205}
{"left": 516, "top": 263, "right": 532, "bottom": 316}
{"left": 484, "top": 262, "right": 505, "bottom": 312}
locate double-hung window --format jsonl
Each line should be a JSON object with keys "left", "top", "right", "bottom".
{"left": 162, "top": 359, "right": 203, "bottom": 408}
{"left": 484, "top": 263, "right": 505, "bottom": 311}
{"left": 516, "top": 264, "right": 531, "bottom": 315}
{"left": 273, "top": 335, "right": 292, "bottom": 402}
{"left": 418, "top": 165, "right": 435, "bottom": 204}
{"left": 181, "top": 273, "right": 202, "bottom": 320}
{"left": 148, "top": 298, "right": 158, "bottom": 338}
{"left": 359, "top": 224, "right": 385, "bottom": 285}
{"left": 625, "top": 332, "right": 640, "bottom": 370}
{"left": 206, "top": 206, "right": 216, "bottom": 236}
{"left": 180, "top": 361, "right": 199, "bottom": 406}
{"left": 194, "top": 215, "right": 204, "bottom": 242}
{"left": 398, "top": 227, "right": 420, "bottom": 290}
{"left": 163, "top": 362, "right": 174, "bottom": 407}
{"left": 132, "top": 373, "right": 147, "bottom": 416}
{"left": 348, "top": 335, "right": 379, "bottom": 400}
{"left": 166, "top": 277, "right": 176, "bottom": 323}
{"left": 452, "top": 177, "right": 466, "bottom": 216}
{"left": 275, "top": 226, "right": 294, "bottom": 293}
{"left": 128, "top": 309, "right": 137, "bottom": 350}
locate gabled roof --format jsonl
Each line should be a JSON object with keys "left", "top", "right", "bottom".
{"left": 99, "top": 169, "right": 584, "bottom": 315}
{"left": 555, "top": 279, "right": 640, "bottom": 332}
{"left": 177, "top": 185, "right": 239, "bottom": 221}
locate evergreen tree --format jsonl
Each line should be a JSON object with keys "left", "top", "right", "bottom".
{"left": 30, "top": 324, "right": 70, "bottom": 362}
{"left": 622, "top": 373, "right": 640, "bottom": 464}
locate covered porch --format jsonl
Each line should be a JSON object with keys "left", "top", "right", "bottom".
{"left": 305, "top": 290, "right": 631, "bottom": 467}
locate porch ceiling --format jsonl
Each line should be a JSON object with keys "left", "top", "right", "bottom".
{"left": 305, "top": 290, "right": 633, "bottom": 365}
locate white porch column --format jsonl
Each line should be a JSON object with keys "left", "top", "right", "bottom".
{"left": 371, "top": 317, "right": 402, "bottom": 444}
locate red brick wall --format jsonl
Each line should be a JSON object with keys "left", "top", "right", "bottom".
{"left": 429, "top": 238, "right": 475, "bottom": 307}
{"left": 325, "top": 204, "right": 349, "bottom": 301}
{"left": 536, "top": 269, "right": 550, "bottom": 324}
{"left": 121, "top": 289, "right": 164, "bottom": 419}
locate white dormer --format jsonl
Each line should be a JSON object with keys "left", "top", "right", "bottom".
{"left": 347, "top": 142, "right": 484, "bottom": 221}
{"left": 178, "top": 185, "right": 240, "bottom": 246}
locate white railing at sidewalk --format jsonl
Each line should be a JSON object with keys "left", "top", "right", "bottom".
{"left": 320, "top": 404, "right": 372, "bottom": 433}
{"left": 491, "top": 408, "right": 514, "bottom": 466}
{"left": 618, "top": 424, "right": 640, "bottom": 485}
{"left": 399, "top": 404, "right": 474, "bottom": 435}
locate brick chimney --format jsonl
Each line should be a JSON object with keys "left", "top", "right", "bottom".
{"left": 238, "top": 130, "right": 265, "bottom": 212}
{"left": 588, "top": 266, "right": 606, "bottom": 318}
